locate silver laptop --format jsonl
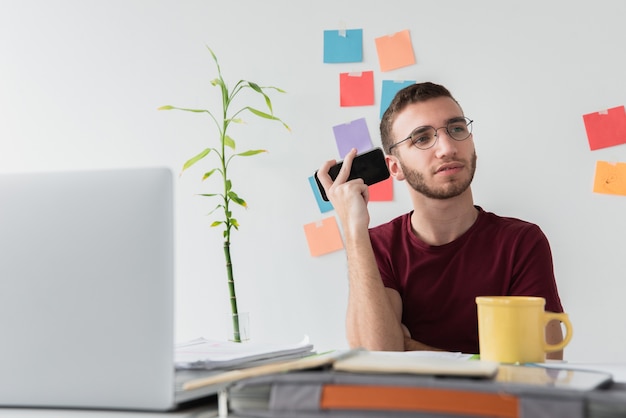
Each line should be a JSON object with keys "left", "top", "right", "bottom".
{"left": 0, "top": 167, "right": 220, "bottom": 411}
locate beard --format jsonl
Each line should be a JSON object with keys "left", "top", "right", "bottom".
{"left": 401, "top": 152, "right": 477, "bottom": 200}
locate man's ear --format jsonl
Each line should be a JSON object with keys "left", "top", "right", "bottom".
{"left": 386, "top": 154, "right": 405, "bottom": 181}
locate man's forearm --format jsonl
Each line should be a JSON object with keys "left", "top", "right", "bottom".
{"left": 344, "top": 230, "right": 404, "bottom": 351}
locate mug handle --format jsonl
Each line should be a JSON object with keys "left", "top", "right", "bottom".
{"left": 543, "top": 312, "right": 573, "bottom": 353}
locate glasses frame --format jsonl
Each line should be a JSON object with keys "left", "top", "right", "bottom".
{"left": 389, "top": 117, "right": 474, "bottom": 151}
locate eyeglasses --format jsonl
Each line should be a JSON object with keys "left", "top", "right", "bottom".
{"left": 389, "top": 117, "right": 474, "bottom": 151}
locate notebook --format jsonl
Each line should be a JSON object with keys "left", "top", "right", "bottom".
{"left": 0, "top": 167, "right": 219, "bottom": 411}
{"left": 332, "top": 350, "right": 499, "bottom": 377}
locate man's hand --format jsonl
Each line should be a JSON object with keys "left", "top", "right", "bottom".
{"left": 401, "top": 323, "right": 443, "bottom": 351}
{"left": 317, "top": 148, "right": 370, "bottom": 232}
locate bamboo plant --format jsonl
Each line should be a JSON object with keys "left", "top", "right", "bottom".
{"left": 159, "top": 46, "right": 289, "bottom": 342}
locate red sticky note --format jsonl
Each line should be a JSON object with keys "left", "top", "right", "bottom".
{"left": 582, "top": 106, "right": 626, "bottom": 150}
{"left": 339, "top": 71, "right": 375, "bottom": 107}
{"left": 369, "top": 177, "right": 393, "bottom": 201}
{"left": 374, "top": 29, "right": 416, "bottom": 72}
{"left": 303, "top": 217, "right": 344, "bottom": 257}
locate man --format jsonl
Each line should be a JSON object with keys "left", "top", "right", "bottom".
{"left": 317, "top": 82, "right": 565, "bottom": 358}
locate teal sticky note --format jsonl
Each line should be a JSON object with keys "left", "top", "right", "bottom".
{"left": 308, "top": 176, "right": 334, "bottom": 213}
{"left": 323, "top": 29, "right": 363, "bottom": 63}
{"left": 380, "top": 80, "right": 415, "bottom": 119}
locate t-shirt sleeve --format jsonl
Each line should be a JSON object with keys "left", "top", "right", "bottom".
{"left": 508, "top": 224, "right": 564, "bottom": 313}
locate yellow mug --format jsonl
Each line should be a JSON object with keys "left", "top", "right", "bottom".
{"left": 475, "top": 296, "right": 573, "bottom": 364}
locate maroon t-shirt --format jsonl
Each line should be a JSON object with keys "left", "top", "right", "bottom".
{"left": 369, "top": 207, "right": 564, "bottom": 354}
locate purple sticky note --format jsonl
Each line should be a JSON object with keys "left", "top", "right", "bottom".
{"left": 332, "top": 118, "right": 373, "bottom": 158}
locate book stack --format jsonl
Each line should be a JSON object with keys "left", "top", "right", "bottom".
{"left": 223, "top": 351, "right": 614, "bottom": 418}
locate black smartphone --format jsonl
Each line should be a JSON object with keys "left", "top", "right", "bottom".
{"left": 314, "top": 147, "right": 390, "bottom": 201}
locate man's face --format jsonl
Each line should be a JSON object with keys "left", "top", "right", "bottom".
{"left": 388, "top": 96, "right": 476, "bottom": 200}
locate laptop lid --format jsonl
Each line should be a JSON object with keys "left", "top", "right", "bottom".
{"left": 0, "top": 167, "right": 177, "bottom": 411}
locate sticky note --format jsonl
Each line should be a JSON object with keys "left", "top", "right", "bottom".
{"left": 593, "top": 161, "right": 626, "bottom": 196}
{"left": 369, "top": 177, "right": 393, "bottom": 201}
{"left": 323, "top": 29, "right": 363, "bottom": 63}
{"left": 303, "top": 217, "right": 344, "bottom": 257}
{"left": 308, "top": 175, "right": 334, "bottom": 213}
{"left": 582, "top": 106, "right": 626, "bottom": 150}
{"left": 332, "top": 118, "right": 373, "bottom": 158}
{"left": 374, "top": 29, "right": 416, "bottom": 72}
{"left": 380, "top": 80, "right": 415, "bottom": 119}
{"left": 339, "top": 71, "right": 375, "bottom": 107}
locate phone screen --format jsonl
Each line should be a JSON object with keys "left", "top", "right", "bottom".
{"left": 314, "top": 148, "right": 389, "bottom": 201}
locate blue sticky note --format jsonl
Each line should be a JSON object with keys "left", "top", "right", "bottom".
{"left": 308, "top": 176, "right": 334, "bottom": 213}
{"left": 380, "top": 80, "right": 415, "bottom": 119}
{"left": 332, "top": 118, "right": 373, "bottom": 158}
{"left": 323, "top": 29, "right": 363, "bottom": 63}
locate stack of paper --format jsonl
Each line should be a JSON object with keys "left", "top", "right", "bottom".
{"left": 174, "top": 336, "right": 315, "bottom": 370}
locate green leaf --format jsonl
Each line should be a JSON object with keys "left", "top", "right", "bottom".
{"left": 202, "top": 169, "right": 218, "bottom": 181}
{"left": 210, "top": 221, "right": 223, "bottom": 228}
{"left": 226, "top": 180, "right": 232, "bottom": 192}
{"left": 205, "top": 45, "right": 223, "bottom": 79}
{"left": 246, "top": 107, "right": 291, "bottom": 131}
{"left": 231, "top": 219, "right": 240, "bottom": 229}
{"left": 224, "top": 135, "right": 236, "bottom": 150}
{"left": 247, "top": 82, "right": 273, "bottom": 113}
{"left": 161, "top": 105, "right": 210, "bottom": 114}
{"left": 246, "top": 106, "right": 275, "bottom": 119}
{"left": 228, "top": 191, "right": 247, "bottom": 207}
{"left": 265, "top": 86, "right": 287, "bottom": 94}
{"left": 236, "top": 149, "right": 267, "bottom": 157}
{"left": 182, "top": 149, "right": 210, "bottom": 171}
{"left": 207, "top": 205, "right": 222, "bottom": 216}
{"left": 248, "top": 82, "right": 262, "bottom": 93}
{"left": 198, "top": 193, "right": 218, "bottom": 197}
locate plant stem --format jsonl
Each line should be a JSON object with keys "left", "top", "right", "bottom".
{"left": 224, "top": 240, "right": 241, "bottom": 342}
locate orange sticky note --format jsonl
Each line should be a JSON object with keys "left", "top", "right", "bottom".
{"left": 339, "top": 71, "right": 375, "bottom": 107}
{"left": 582, "top": 106, "right": 626, "bottom": 150}
{"left": 374, "top": 30, "right": 416, "bottom": 72}
{"left": 369, "top": 177, "right": 393, "bottom": 201}
{"left": 303, "top": 217, "right": 344, "bottom": 257}
{"left": 593, "top": 161, "right": 626, "bottom": 196}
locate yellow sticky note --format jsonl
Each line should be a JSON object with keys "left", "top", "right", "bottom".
{"left": 593, "top": 161, "right": 626, "bottom": 196}
{"left": 303, "top": 217, "right": 344, "bottom": 257}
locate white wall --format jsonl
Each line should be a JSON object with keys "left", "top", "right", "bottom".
{"left": 2, "top": 0, "right": 625, "bottom": 362}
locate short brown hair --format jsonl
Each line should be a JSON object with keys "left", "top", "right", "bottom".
{"left": 380, "top": 82, "right": 460, "bottom": 154}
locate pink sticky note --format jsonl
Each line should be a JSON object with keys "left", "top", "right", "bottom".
{"left": 374, "top": 30, "right": 416, "bottom": 72}
{"left": 303, "top": 217, "right": 344, "bottom": 257}
{"left": 339, "top": 71, "right": 375, "bottom": 107}
{"left": 582, "top": 106, "right": 626, "bottom": 150}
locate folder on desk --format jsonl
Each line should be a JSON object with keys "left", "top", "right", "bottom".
{"left": 227, "top": 352, "right": 614, "bottom": 418}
